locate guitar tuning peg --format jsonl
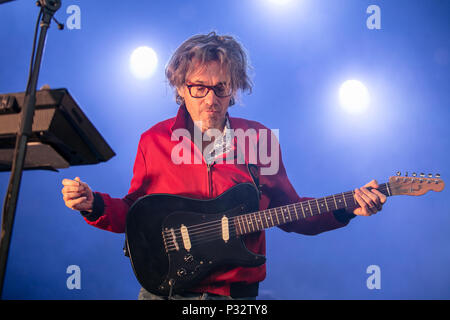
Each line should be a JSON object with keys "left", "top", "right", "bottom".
{"left": 420, "top": 173, "right": 425, "bottom": 178}
{"left": 412, "top": 172, "right": 417, "bottom": 177}
{"left": 428, "top": 173, "right": 432, "bottom": 178}
{"left": 396, "top": 171, "right": 401, "bottom": 176}
{"left": 436, "top": 173, "right": 441, "bottom": 178}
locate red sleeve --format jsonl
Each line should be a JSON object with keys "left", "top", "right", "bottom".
{"left": 83, "top": 137, "right": 149, "bottom": 233}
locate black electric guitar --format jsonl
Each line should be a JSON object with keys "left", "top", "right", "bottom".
{"left": 125, "top": 173, "right": 444, "bottom": 296}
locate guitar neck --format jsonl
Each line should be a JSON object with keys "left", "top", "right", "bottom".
{"left": 233, "top": 182, "right": 392, "bottom": 236}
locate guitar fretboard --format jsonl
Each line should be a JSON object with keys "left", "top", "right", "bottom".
{"left": 232, "top": 183, "right": 391, "bottom": 236}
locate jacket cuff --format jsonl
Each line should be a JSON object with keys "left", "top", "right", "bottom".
{"left": 80, "top": 192, "right": 105, "bottom": 222}
{"left": 333, "top": 208, "right": 356, "bottom": 224}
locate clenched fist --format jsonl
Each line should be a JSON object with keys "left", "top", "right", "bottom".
{"left": 350, "top": 179, "right": 387, "bottom": 217}
{"left": 61, "top": 177, "right": 94, "bottom": 212}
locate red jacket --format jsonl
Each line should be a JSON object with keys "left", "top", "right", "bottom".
{"left": 83, "top": 105, "right": 352, "bottom": 296}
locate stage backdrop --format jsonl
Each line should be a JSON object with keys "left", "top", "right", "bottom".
{"left": 0, "top": 0, "right": 449, "bottom": 299}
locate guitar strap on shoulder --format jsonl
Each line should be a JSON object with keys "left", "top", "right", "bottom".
{"left": 247, "top": 163, "right": 262, "bottom": 200}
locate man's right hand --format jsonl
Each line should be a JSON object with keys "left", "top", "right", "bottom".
{"left": 61, "top": 177, "right": 94, "bottom": 212}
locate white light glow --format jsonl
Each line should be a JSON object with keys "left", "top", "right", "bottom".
{"left": 130, "top": 46, "right": 158, "bottom": 79}
{"left": 267, "top": 0, "right": 293, "bottom": 5}
{"left": 339, "top": 80, "right": 370, "bottom": 114}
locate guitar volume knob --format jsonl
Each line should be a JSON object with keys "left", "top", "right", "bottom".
{"left": 177, "top": 268, "right": 187, "bottom": 277}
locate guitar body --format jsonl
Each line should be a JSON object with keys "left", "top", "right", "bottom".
{"left": 125, "top": 183, "right": 265, "bottom": 296}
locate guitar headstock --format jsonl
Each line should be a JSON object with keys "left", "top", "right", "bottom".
{"left": 388, "top": 172, "right": 445, "bottom": 196}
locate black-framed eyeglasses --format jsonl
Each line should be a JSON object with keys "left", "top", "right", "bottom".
{"left": 186, "top": 83, "right": 232, "bottom": 98}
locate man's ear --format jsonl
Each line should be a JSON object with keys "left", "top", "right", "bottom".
{"left": 176, "top": 86, "right": 185, "bottom": 99}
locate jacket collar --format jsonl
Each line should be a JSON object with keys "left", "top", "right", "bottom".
{"left": 170, "top": 104, "right": 190, "bottom": 133}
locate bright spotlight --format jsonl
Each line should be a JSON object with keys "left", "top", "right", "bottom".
{"left": 339, "top": 80, "right": 370, "bottom": 114}
{"left": 130, "top": 46, "right": 158, "bottom": 79}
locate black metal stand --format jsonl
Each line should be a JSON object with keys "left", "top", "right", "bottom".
{"left": 0, "top": 0, "right": 61, "bottom": 299}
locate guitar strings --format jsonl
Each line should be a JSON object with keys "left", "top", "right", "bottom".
{"left": 164, "top": 184, "right": 391, "bottom": 251}
{"left": 164, "top": 190, "right": 371, "bottom": 250}
{"left": 172, "top": 188, "right": 364, "bottom": 247}
{"left": 164, "top": 203, "right": 334, "bottom": 251}
{"left": 165, "top": 224, "right": 240, "bottom": 251}
{"left": 165, "top": 207, "right": 339, "bottom": 251}
{"left": 164, "top": 189, "right": 358, "bottom": 236}
{"left": 164, "top": 185, "right": 390, "bottom": 249}
{"left": 166, "top": 185, "right": 385, "bottom": 237}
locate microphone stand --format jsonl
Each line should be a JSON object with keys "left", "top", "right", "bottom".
{"left": 0, "top": 0, "right": 62, "bottom": 299}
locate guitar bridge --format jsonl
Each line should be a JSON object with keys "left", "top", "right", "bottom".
{"left": 162, "top": 228, "right": 180, "bottom": 252}
{"left": 162, "top": 230, "right": 169, "bottom": 253}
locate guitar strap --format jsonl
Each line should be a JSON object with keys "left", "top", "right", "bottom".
{"left": 247, "top": 163, "right": 262, "bottom": 200}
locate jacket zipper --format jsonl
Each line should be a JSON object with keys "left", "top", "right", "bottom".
{"left": 207, "top": 162, "right": 214, "bottom": 198}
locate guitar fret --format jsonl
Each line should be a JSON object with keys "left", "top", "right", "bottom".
{"left": 293, "top": 204, "right": 299, "bottom": 220}
{"left": 342, "top": 192, "right": 347, "bottom": 207}
{"left": 279, "top": 207, "right": 285, "bottom": 223}
{"left": 247, "top": 214, "right": 253, "bottom": 232}
{"left": 300, "top": 203, "right": 306, "bottom": 218}
{"left": 275, "top": 208, "right": 280, "bottom": 225}
{"left": 262, "top": 211, "right": 267, "bottom": 229}
{"left": 324, "top": 197, "right": 329, "bottom": 212}
{"left": 351, "top": 190, "right": 357, "bottom": 206}
{"left": 233, "top": 218, "right": 238, "bottom": 236}
{"left": 301, "top": 202, "right": 308, "bottom": 216}
{"left": 237, "top": 216, "right": 242, "bottom": 234}
{"left": 256, "top": 212, "right": 263, "bottom": 230}
{"left": 233, "top": 218, "right": 239, "bottom": 237}
{"left": 256, "top": 212, "right": 261, "bottom": 230}
{"left": 241, "top": 215, "right": 248, "bottom": 234}
{"left": 315, "top": 199, "right": 321, "bottom": 214}
{"left": 287, "top": 207, "right": 293, "bottom": 222}
{"left": 263, "top": 210, "right": 269, "bottom": 228}
{"left": 252, "top": 213, "right": 257, "bottom": 231}
{"left": 235, "top": 217, "right": 242, "bottom": 235}
{"left": 267, "top": 209, "right": 274, "bottom": 227}
{"left": 253, "top": 213, "right": 259, "bottom": 231}
{"left": 307, "top": 201, "right": 313, "bottom": 216}
{"left": 336, "top": 194, "right": 343, "bottom": 207}
{"left": 332, "top": 194, "right": 338, "bottom": 210}
{"left": 273, "top": 207, "right": 279, "bottom": 224}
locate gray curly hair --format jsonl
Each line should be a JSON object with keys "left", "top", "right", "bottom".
{"left": 165, "top": 31, "right": 253, "bottom": 106}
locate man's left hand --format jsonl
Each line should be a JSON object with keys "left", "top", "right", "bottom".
{"left": 349, "top": 180, "right": 387, "bottom": 216}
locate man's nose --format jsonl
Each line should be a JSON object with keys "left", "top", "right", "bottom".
{"left": 204, "top": 88, "right": 218, "bottom": 106}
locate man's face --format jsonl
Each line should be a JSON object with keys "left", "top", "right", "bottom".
{"left": 178, "top": 60, "right": 232, "bottom": 132}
